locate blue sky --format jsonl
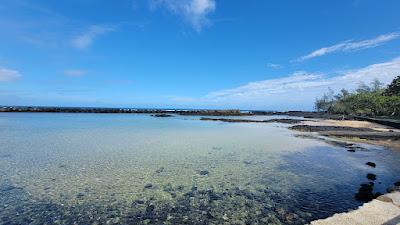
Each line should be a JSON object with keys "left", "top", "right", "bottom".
{"left": 1, "top": 0, "right": 400, "bottom": 110}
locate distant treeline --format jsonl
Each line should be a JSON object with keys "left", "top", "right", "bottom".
{"left": 315, "top": 76, "right": 400, "bottom": 118}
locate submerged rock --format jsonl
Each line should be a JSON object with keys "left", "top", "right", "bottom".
{"left": 144, "top": 183, "right": 153, "bottom": 189}
{"left": 76, "top": 193, "right": 85, "bottom": 199}
{"left": 0, "top": 184, "right": 20, "bottom": 192}
{"left": 387, "top": 185, "right": 400, "bottom": 193}
{"left": 243, "top": 160, "right": 253, "bottom": 165}
{"left": 367, "top": 173, "right": 377, "bottom": 181}
{"left": 355, "top": 183, "right": 375, "bottom": 202}
{"left": 0, "top": 154, "right": 12, "bottom": 158}
{"left": 199, "top": 170, "right": 209, "bottom": 176}
{"left": 366, "top": 162, "right": 376, "bottom": 168}
{"left": 135, "top": 199, "right": 145, "bottom": 204}
{"left": 155, "top": 167, "right": 164, "bottom": 174}
{"left": 151, "top": 114, "right": 173, "bottom": 118}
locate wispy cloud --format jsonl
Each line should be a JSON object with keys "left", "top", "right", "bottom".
{"left": 0, "top": 67, "right": 21, "bottom": 82}
{"left": 266, "top": 63, "right": 281, "bottom": 69}
{"left": 207, "top": 72, "right": 328, "bottom": 99}
{"left": 171, "top": 57, "right": 400, "bottom": 110}
{"left": 64, "top": 69, "right": 88, "bottom": 77}
{"left": 294, "top": 32, "right": 400, "bottom": 62}
{"left": 150, "top": 0, "right": 216, "bottom": 32}
{"left": 71, "top": 25, "right": 115, "bottom": 49}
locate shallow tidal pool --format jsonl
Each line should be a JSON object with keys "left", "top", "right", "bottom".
{"left": 0, "top": 113, "right": 400, "bottom": 225}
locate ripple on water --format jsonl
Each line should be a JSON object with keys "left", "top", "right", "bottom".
{"left": 1, "top": 113, "right": 400, "bottom": 224}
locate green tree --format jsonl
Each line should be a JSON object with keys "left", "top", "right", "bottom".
{"left": 315, "top": 88, "right": 334, "bottom": 112}
{"left": 371, "top": 78, "right": 384, "bottom": 92}
{"left": 356, "top": 82, "right": 371, "bottom": 94}
{"left": 384, "top": 76, "right": 400, "bottom": 96}
{"left": 314, "top": 76, "right": 400, "bottom": 118}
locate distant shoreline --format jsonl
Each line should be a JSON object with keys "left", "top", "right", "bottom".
{"left": 0, "top": 106, "right": 346, "bottom": 118}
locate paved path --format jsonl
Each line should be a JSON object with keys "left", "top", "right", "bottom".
{"left": 311, "top": 192, "right": 400, "bottom": 225}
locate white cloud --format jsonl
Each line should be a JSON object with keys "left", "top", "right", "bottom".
{"left": 0, "top": 67, "right": 21, "bottom": 82}
{"left": 150, "top": 0, "right": 216, "bottom": 32}
{"left": 71, "top": 25, "right": 114, "bottom": 49}
{"left": 171, "top": 57, "right": 400, "bottom": 110}
{"left": 208, "top": 72, "right": 328, "bottom": 99}
{"left": 295, "top": 32, "right": 400, "bottom": 62}
{"left": 266, "top": 63, "right": 281, "bottom": 69}
{"left": 64, "top": 69, "right": 87, "bottom": 77}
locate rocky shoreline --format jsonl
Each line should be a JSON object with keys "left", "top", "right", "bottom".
{"left": 0, "top": 106, "right": 251, "bottom": 116}
{"left": 199, "top": 117, "right": 303, "bottom": 124}
{"left": 200, "top": 116, "right": 400, "bottom": 150}
{"left": 311, "top": 191, "right": 400, "bottom": 225}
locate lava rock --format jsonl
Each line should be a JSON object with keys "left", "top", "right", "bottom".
{"left": 367, "top": 173, "right": 377, "bottom": 181}
{"left": 135, "top": 199, "right": 145, "bottom": 204}
{"left": 0, "top": 184, "right": 20, "bottom": 192}
{"left": 366, "top": 162, "right": 376, "bottom": 168}
{"left": 243, "top": 160, "right": 253, "bottom": 165}
{"left": 144, "top": 183, "right": 153, "bottom": 189}
{"left": 76, "top": 193, "right": 85, "bottom": 199}
{"left": 151, "top": 114, "right": 173, "bottom": 118}
{"left": 355, "top": 183, "right": 374, "bottom": 202}
{"left": 155, "top": 167, "right": 164, "bottom": 174}
{"left": 199, "top": 170, "right": 209, "bottom": 176}
{"left": 387, "top": 186, "right": 400, "bottom": 193}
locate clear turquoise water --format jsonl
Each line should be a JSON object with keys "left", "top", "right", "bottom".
{"left": 0, "top": 113, "right": 399, "bottom": 225}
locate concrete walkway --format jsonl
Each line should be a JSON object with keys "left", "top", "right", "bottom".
{"left": 311, "top": 192, "right": 400, "bottom": 225}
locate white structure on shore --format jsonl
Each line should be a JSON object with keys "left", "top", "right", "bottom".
{"left": 311, "top": 192, "right": 400, "bottom": 225}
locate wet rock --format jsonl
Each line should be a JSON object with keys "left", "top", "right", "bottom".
{"left": 366, "top": 162, "right": 376, "bottom": 168}
{"left": 355, "top": 183, "right": 374, "bottom": 202}
{"left": 0, "top": 184, "right": 20, "bottom": 192}
{"left": 290, "top": 125, "right": 375, "bottom": 132}
{"left": 144, "top": 183, "right": 153, "bottom": 189}
{"left": 201, "top": 117, "right": 303, "bottom": 124}
{"left": 151, "top": 114, "right": 173, "bottom": 117}
{"left": 243, "top": 160, "right": 253, "bottom": 165}
{"left": 76, "top": 193, "right": 85, "bottom": 199}
{"left": 377, "top": 195, "right": 393, "bottom": 203}
{"left": 163, "top": 183, "right": 174, "bottom": 193}
{"left": 176, "top": 185, "right": 185, "bottom": 192}
{"left": 367, "top": 173, "right": 377, "bottom": 181}
{"left": 199, "top": 170, "right": 209, "bottom": 176}
{"left": 146, "top": 204, "right": 155, "bottom": 213}
{"left": 0, "top": 154, "right": 12, "bottom": 158}
{"left": 155, "top": 167, "right": 164, "bottom": 174}
{"left": 394, "top": 181, "right": 400, "bottom": 186}
{"left": 285, "top": 213, "right": 296, "bottom": 223}
{"left": 388, "top": 184, "right": 400, "bottom": 193}
{"left": 347, "top": 148, "right": 356, "bottom": 152}
{"left": 135, "top": 199, "right": 145, "bottom": 204}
